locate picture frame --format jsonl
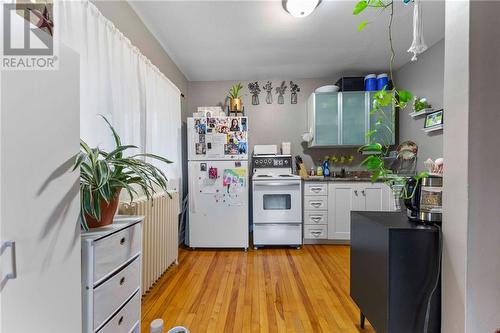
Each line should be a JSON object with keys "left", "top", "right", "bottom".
{"left": 424, "top": 109, "right": 444, "bottom": 128}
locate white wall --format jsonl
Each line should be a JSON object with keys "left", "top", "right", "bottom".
{"left": 443, "top": 1, "right": 500, "bottom": 332}
{"left": 395, "top": 39, "right": 444, "bottom": 171}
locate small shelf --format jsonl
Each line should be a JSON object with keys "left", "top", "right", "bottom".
{"left": 422, "top": 124, "right": 443, "bottom": 133}
{"left": 409, "top": 108, "right": 434, "bottom": 118}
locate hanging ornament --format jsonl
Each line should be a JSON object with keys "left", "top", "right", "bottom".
{"left": 407, "top": 0, "right": 427, "bottom": 61}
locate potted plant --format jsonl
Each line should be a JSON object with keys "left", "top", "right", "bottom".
{"left": 413, "top": 96, "right": 432, "bottom": 113}
{"left": 74, "top": 116, "right": 172, "bottom": 230}
{"left": 228, "top": 82, "right": 244, "bottom": 112}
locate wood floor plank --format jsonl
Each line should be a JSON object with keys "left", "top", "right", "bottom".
{"left": 141, "top": 245, "right": 376, "bottom": 333}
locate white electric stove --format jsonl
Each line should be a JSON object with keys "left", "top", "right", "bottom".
{"left": 252, "top": 146, "right": 302, "bottom": 249}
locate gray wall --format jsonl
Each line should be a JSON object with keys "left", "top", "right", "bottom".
{"left": 188, "top": 78, "right": 365, "bottom": 170}
{"left": 395, "top": 39, "right": 444, "bottom": 171}
{"left": 467, "top": 2, "right": 500, "bottom": 330}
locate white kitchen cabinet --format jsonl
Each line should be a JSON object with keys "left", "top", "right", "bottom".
{"left": 306, "top": 92, "right": 395, "bottom": 147}
{"left": 327, "top": 182, "right": 394, "bottom": 240}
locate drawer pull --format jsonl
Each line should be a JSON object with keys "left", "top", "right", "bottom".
{"left": 118, "top": 316, "right": 124, "bottom": 326}
{"left": 310, "top": 231, "right": 322, "bottom": 237}
{"left": 120, "top": 237, "right": 126, "bottom": 245}
{"left": 310, "top": 202, "right": 321, "bottom": 208}
{"left": 119, "top": 276, "right": 125, "bottom": 286}
{"left": 310, "top": 216, "right": 322, "bottom": 222}
{"left": 311, "top": 187, "right": 322, "bottom": 193}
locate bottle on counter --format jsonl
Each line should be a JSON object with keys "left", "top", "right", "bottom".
{"left": 323, "top": 160, "right": 331, "bottom": 177}
{"left": 316, "top": 161, "right": 323, "bottom": 176}
{"left": 310, "top": 167, "right": 315, "bottom": 176}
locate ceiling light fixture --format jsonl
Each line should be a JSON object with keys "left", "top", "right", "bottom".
{"left": 282, "top": 0, "right": 321, "bottom": 18}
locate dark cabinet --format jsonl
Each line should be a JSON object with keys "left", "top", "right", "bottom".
{"left": 350, "top": 211, "right": 441, "bottom": 333}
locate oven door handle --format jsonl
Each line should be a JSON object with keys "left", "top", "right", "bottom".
{"left": 254, "top": 182, "right": 300, "bottom": 187}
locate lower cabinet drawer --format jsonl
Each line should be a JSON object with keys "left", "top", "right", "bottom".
{"left": 304, "top": 196, "right": 328, "bottom": 210}
{"left": 98, "top": 290, "right": 140, "bottom": 333}
{"left": 253, "top": 224, "right": 302, "bottom": 246}
{"left": 304, "top": 225, "right": 328, "bottom": 239}
{"left": 304, "top": 211, "right": 328, "bottom": 225}
{"left": 94, "top": 256, "right": 141, "bottom": 330}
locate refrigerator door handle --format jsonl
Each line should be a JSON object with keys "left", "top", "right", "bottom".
{"left": 189, "top": 164, "right": 197, "bottom": 214}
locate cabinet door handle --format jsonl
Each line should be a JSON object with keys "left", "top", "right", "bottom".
{"left": 120, "top": 237, "right": 126, "bottom": 245}
{"left": 354, "top": 190, "right": 358, "bottom": 196}
{"left": 2, "top": 240, "right": 17, "bottom": 280}
{"left": 119, "top": 276, "right": 126, "bottom": 286}
{"left": 118, "top": 316, "right": 124, "bottom": 326}
{"left": 362, "top": 190, "right": 366, "bottom": 196}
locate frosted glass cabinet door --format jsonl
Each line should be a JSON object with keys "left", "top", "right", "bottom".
{"left": 369, "top": 92, "right": 395, "bottom": 145}
{"left": 342, "top": 92, "right": 366, "bottom": 145}
{"left": 315, "top": 93, "right": 339, "bottom": 145}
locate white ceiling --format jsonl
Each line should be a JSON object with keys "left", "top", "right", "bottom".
{"left": 129, "top": 0, "right": 445, "bottom": 81}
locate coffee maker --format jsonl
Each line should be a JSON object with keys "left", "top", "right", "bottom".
{"left": 404, "top": 175, "right": 443, "bottom": 224}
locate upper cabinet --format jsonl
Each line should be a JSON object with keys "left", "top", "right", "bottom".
{"left": 306, "top": 91, "right": 395, "bottom": 147}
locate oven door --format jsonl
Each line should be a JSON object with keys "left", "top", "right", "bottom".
{"left": 252, "top": 180, "right": 302, "bottom": 223}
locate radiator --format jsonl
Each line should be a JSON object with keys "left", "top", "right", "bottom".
{"left": 119, "top": 192, "right": 179, "bottom": 294}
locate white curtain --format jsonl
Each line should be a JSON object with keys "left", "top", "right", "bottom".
{"left": 58, "top": 0, "right": 182, "bottom": 191}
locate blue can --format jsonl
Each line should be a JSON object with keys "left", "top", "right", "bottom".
{"left": 377, "top": 73, "right": 389, "bottom": 90}
{"left": 364, "top": 74, "right": 377, "bottom": 91}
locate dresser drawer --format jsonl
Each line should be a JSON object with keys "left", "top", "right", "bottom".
{"left": 304, "top": 196, "right": 328, "bottom": 211}
{"left": 304, "top": 225, "right": 328, "bottom": 240}
{"left": 304, "top": 183, "right": 328, "bottom": 196}
{"left": 94, "top": 256, "right": 141, "bottom": 330}
{"left": 93, "top": 223, "right": 141, "bottom": 283}
{"left": 304, "top": 211, "right": 328, "bottom": 225}
{"left": 98, "top": 290, "right": 140, "bottom": 333}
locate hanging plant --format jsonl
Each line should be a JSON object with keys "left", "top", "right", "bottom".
{"left": 264, "top": 81, "right": 273, "bottom": 104}
{"left": 353, "top": 0, "right": 427, "bottom": 191}
{"left": 275, "top": 81, "right": 287, "bottom": 105}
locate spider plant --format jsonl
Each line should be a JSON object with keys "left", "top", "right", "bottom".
{"left": 74, "top": 115, "right": 172, "bottom": 230}
{"left": 228, "top": 82, "right": 244, "bottom": 99}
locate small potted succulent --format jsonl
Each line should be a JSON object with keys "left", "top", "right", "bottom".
{"left": 228, "top": 82, "right": 244, "bottom": 112}
{"left": 74, "top": 116, "right": 172, "bottom": 229}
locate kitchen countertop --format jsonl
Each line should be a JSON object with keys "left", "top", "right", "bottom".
{"left": 302, "top": 177, "right": 381, "bottom": 182}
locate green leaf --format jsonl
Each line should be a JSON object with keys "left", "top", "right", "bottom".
{"left": 398, "top": 90, "right": 413, "bottom": 104}
{"left": 353, "top": 0, "right": 368, "bottom": 15}
{"left": 357, "top": 20, "right": 368, "bottom": 32}
{"left": 358, "top": 142, "right": 382, "bottom": 153}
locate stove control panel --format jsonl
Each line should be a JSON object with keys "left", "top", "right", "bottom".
{"left": 252, "top": 155, "right": 292, "bottom": 169}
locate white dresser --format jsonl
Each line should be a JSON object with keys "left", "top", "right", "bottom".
{"left": 81, "top": 216, "right": 143, "bottom": 333}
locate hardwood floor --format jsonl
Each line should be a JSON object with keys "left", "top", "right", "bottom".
{"left": 141, "top": 245, "right": 375, "bottom": 333}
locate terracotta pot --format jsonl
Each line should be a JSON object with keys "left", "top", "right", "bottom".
{"left": 85, "top": 190, "right": 121, "bottom": 229}
{"left": 230, "top": 98, "right": 242, "bottom": 112}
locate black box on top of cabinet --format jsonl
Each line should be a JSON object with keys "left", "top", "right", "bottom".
{"left": 335, "top": 76, "right": 365, "bottom": 91}
{"left": 350, "top": 211, "right": 441, "bottom": 333}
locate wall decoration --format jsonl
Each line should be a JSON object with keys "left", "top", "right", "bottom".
{"left": 248, "top": 82, "right": 261, "bottom": 105}
{"left": 424, "top": 109, "right": 443, "bottom": 128}
{"left": 275, "top": 81, "right": 288, "bottom": 104}
{"left": 263, "top": 81, "right": 273, "bottom": 104}
{"left": 290, "top": 81, "right": 300, "bottom": 104}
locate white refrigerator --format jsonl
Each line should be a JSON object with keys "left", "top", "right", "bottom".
{"left": 187, "top": 116, "right": 249, "bottom": 249}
